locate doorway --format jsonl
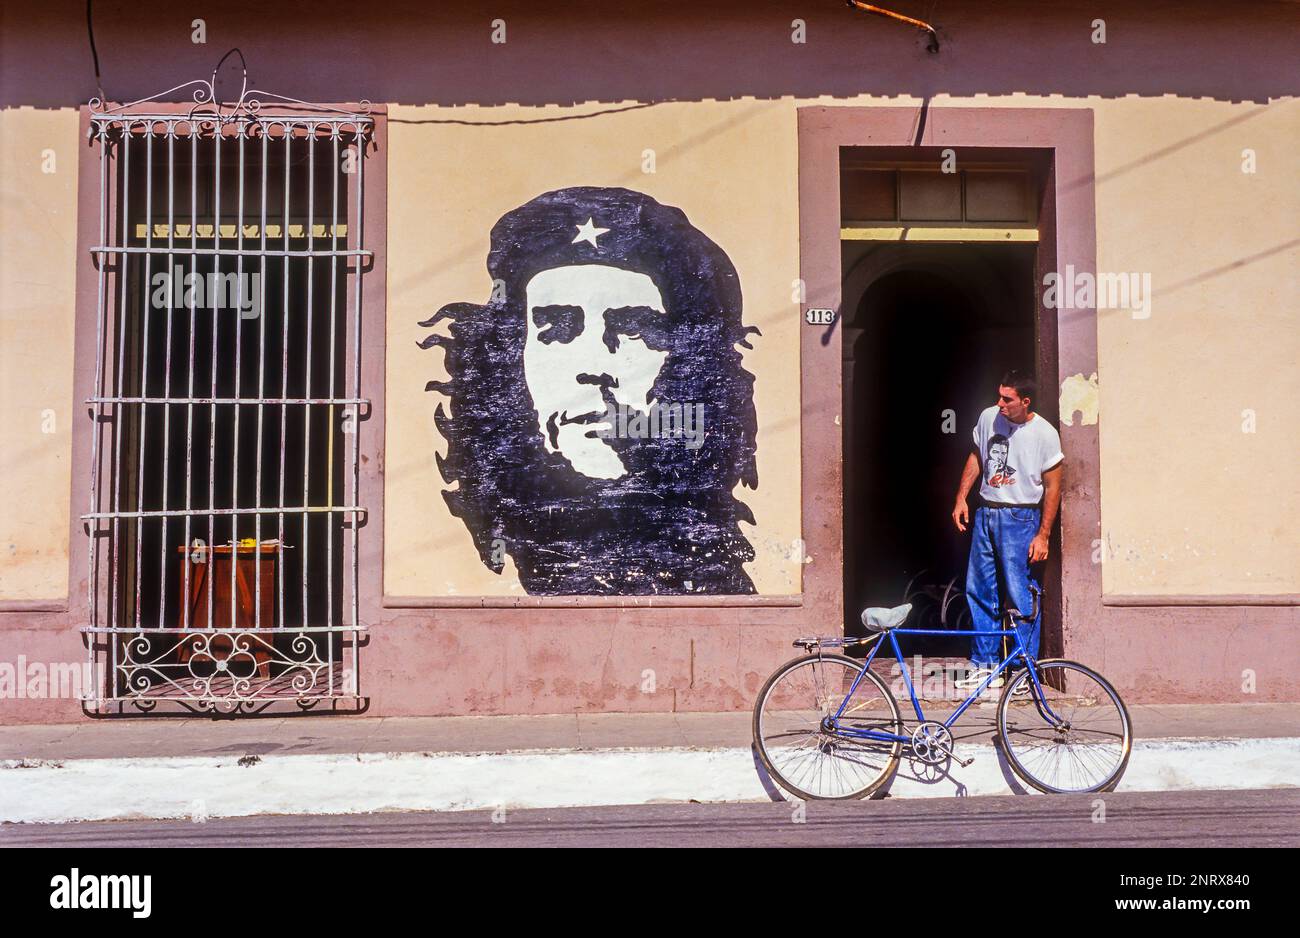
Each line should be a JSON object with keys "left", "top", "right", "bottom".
{"left": 841, "top": 241, "right": 1038, "bottom": 655}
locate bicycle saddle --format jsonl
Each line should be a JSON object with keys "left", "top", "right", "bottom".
{"left": 861, "top": 603, "right": 912, "bottom": 632}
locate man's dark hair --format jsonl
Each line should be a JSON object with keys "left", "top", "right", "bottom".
{"left": 1000, "top": 370, "right": 1036, "bottom": 405}
{"left": 419, "top": 186, "right": 761, "bottom": 596}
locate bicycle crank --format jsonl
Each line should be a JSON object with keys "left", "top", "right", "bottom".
{"left": 910, "top": 722, "right": 973, "bottom": 767}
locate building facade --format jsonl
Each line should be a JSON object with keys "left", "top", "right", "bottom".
{"left": 1, "top": 0, "right": 1296, "bottom": 723}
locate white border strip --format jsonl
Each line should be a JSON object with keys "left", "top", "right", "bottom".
{"left": 3, "top": 737, "right": 1297, "bottom": 824}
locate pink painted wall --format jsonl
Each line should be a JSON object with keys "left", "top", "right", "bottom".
{"left": 2, "top": 1, "right": 1293, "bottom": 110}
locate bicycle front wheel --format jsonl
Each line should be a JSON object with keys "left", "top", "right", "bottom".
{"left": 997, "top": 659, "right": 1132, "bottom": 794}
{"left": 752, "top": 653, "right": 902, "bottom": 801}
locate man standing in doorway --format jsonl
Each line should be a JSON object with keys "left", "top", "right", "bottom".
{"left": 951, "top": 371, "right": 1064, "bottom": 689}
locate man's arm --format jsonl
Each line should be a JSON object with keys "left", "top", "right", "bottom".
{"left": 1029, "top": 462, "right": 1063, "bottom": 562}
{"left": 952, "top": 450, "right": 980, "bottom": 532}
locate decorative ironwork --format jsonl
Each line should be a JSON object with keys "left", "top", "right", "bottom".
{"left": 88, "top": 47, "right": 372, "bottom": 125}
{"left": 84, "top": 626, "right": 360, "bottom": 715}
{"left": 81, "top": 57, "right": 372, "bottom": 714}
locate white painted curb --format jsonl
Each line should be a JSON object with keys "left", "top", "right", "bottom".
{"left": 2, "top": 737, "right": 1297, "bottom": 824}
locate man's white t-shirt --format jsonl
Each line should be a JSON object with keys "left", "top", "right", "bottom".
{"left": 972, "top": 406, "right": 1064, "bottom": 506}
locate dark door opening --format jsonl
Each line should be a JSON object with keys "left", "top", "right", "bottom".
{"left": 841, "top": 242, "right": 1038, "bottom": 656}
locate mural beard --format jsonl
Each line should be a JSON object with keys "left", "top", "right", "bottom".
{"left": 420, "top": 187, "right": 761, "bottom": 595}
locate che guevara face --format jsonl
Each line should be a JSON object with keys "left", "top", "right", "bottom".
{"left": 987, "top": 440, "right": 1009, "bottom": 476}
{"left": 523, "top": 264, "right": 670, "bottom": 480}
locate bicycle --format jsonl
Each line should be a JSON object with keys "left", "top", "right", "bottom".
{"left": 752, "top": 589, "right": 1132, "bottom": 799}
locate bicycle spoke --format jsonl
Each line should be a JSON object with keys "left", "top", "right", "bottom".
{"left": 756, "top": 655, "right": 901, "bottom": 799}
{"left": 998, "top": 661, "right": 1130, "bottom": 793}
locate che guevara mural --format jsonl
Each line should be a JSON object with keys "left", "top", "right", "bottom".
{"left": 419, "top": 187, "right": 761, "bottom": 595}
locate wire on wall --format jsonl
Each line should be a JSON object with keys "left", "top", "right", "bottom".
{"left": 86, "top": 0, "right": 106, "bottom": 101}
{"left": 845, "top": 0, "right": 941, "bottom": 53}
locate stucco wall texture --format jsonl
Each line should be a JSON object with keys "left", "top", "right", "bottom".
{"left": 0, "top": 107, "right": 79, "bottom": 601}
{"left": 385, "top": 98, "right": 804, "bottom": 598}
{"left": 0, "top": 1, "right": 1295, "bottom": 721}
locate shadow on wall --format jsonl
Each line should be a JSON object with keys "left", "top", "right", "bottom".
{"left": 2, "top": 0, "right": 1297, "bottom": 109}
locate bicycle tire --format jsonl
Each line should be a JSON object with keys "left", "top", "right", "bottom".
{"left": 996, "top": 658, "right": 1132, "bottom": 794}
{"left": 752, "top": 653, "right": 903, "bottom": 801}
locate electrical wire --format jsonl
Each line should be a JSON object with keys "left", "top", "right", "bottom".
{"left": 845, "top": 0, "right": 941, "bottom": 53}
{"left": 86, "top": 0, "right": 106, "bottom": 101}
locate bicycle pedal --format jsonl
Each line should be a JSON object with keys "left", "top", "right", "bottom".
{"left": 956, "top": 756, "right": 974, "bottom": 768}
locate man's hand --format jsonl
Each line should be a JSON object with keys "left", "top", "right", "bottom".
{"left": 953, "top": 452, "right": 980, "bottom": 533}
{"left": 1028, "top": 532, "right": 1049, "bottom": 563}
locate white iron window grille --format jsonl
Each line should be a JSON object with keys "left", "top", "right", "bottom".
{"left": 82, "top": 68, "right": 372, "bottom": 714}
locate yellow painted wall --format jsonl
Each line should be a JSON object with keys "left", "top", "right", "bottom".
{"left": 1088, "top": 97, "right": 1299, "bottom": 595}
{"left": 384, "top": 93, "right": 1299, "bottom": 599}
{"left": 0, "top": 108, "right": 79, "bottom": 601}
{"left": 1, "top": 95, "right": 1295, "bottom": 603}
{"left": 383, "top": 99, "right": 805, "bottom": 596}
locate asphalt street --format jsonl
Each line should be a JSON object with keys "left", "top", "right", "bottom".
{"left": 3, "top": 787, "right": 1296, "bottom": 848}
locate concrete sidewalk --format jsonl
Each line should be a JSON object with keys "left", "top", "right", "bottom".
{"left": 2, "top": 704, "right": 1296, "bottom": 824}
{"left": 3, "top": 702, "right": 1298, "bottom": 762}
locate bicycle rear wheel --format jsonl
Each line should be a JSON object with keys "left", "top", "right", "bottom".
{"left": 997, "top": 659, "right": 1132, "bottom": 793}
{"left": 752, "top": 653, "right": 902, "bottom": 800}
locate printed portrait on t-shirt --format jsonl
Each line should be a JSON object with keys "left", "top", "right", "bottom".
{"left": 984, "top": 434, "right": 1017, "bottom": 488}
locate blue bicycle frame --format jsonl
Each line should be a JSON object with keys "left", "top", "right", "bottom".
{"left": 827, "top": 626, "right": 1065, "bottom": 744}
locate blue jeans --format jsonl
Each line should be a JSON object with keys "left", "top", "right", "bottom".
{"left": 966, "top": 505, "right": 1042, "bottom": 668}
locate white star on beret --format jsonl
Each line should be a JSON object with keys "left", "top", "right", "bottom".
{"left": 572, "top": 217, "right": 610, "bottom": 248}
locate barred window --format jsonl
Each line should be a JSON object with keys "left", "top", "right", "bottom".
{"left": 83, "top": 93, "right": 373, "bottom": 714}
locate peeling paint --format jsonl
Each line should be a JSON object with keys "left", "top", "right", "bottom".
{"left": 1060, "top": 372, "right": 1100, "bottom": 427}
